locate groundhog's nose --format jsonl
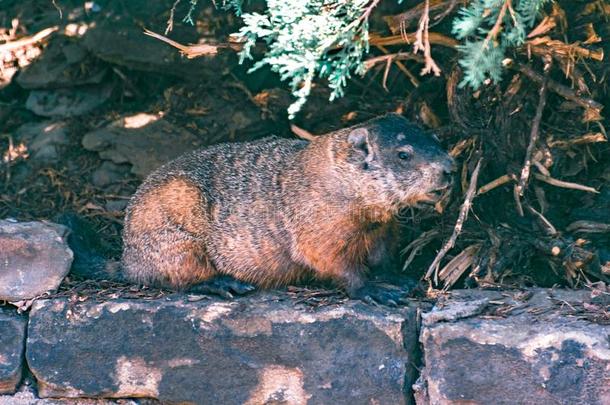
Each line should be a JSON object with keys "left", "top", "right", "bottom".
{"left": 438, "top": 154, "right": 456, "bottom": 175}
{"left": 444, "top": 156, "right": 457, "bottom": 174}
{"left": 437, "top": 155, "right": 456, "bottom": 187}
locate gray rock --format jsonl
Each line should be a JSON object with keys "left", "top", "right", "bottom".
{"left": 418, "top": 289, "right": 610, "bottom": 405}
{"left": 14, "top": 122, "right": 68, "bottom": 163}
{"left": 421, "top": 297, "right": 489, "bottom": 325}
{"left": 17, "top": 40, "right": 106, "bottom": 90}
{"left": 81, "top": 23, "right": 227, "bottom": 79}
{"left": 26, "top": 83, "right": 113, "bottom": 118}
{"left": 104, "top": 200, "right": 129, "bottom": 213}
{"left": 91, "top": 162, "right": 129, "bottom": 188}
{"left": 82, "top": 114, "right": 202, "bottom": 178}
{"left": 0, "top": 306, "right": 27, "bottom": 394}
{"left": 0, "top": 220, "right": 73, "bottom": 301}
{"left": 27, "top": 294, "right": 418, "bottom": 404}
{"left": 0, "top": 384, "right": 144, "bottom": 404}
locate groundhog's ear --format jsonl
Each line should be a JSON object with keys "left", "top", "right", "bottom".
{"left": 347, "top": 128, "right": 368, "bottom": 146}
{"left": 347, "top": 128, "right": 374, "bottom": 167}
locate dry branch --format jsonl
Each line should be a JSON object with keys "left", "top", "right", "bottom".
{"left": 483, "top": 0, "right": 513, "bottom": 48}
{"left": 426, "top": 158, "right": 483, "bottom": 283}
{"left": 413, "top": 0, "right": 442, "bottom": 76}
{"left": 516, "top": 63, "right": 603, "bottom": 116}
{"left": 525, "top": 204, "right": 557, "bottom": 236}
{"left": 477, "top": 174, "right": 515, "bottom": 195}
{"left": 374, "top": 45, "right": 421, "bottom": 87}
{"left": 402, "top": 229, "right": 439, "bottom": 271}
{"left": 383, "top": 0, "right": 458, "bottom": 33}
{"left": 0, "top": 26, "right": 58, "bottom": 53}
{"left": 566, "top": 221, "right": 610, "bottom": 234}
{"left": 533, "top": 172, "right": 599, "bottom": 193}
{"left": 516, "top": 69, "right": 549, "bottom": 197}
{"left": 547, "top": 132, "right": 607, "bottom": 148}
{"left": 438, "top": 243, "right": 482, "bottom": 289}
{"left": 363, "top": 52, "right": 424, "bottom": 70}
{"left": 527, "top": 36, "right": 604, "bottom": 62}
{"left": 143, "top": 28, "right": 236, "bottom": 58}
{"left": 370, "top": 32, "right": 458, "bottom": 49}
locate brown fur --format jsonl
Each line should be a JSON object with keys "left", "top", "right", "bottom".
{"left": 123, "top": 178, "right": 215, "bottom": 288}
{"left": 121, "top": 114, "right": 453, "bottom": 296}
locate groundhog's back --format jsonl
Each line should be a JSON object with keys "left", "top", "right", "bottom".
{"left": 121, "top": 136, "right": 311, "bottom": 287}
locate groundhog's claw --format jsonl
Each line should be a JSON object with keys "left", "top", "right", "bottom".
{"left": 189, "top": 276, "right": 256, "bottom": 299}
{"left": 349, "top": 283, "right": 408, "bottom": 307}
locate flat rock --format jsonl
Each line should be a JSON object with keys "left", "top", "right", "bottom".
{"left": 81, "top": 23, "right": 227, "bottom": 79}
{"left": 0, "top": 220, "right": 73, "bottom": 301}
{"left": 104, "top": 200, "right": 129, "bottom": 213}
{"left": 0, "top": 306, "right": 27, "bottom": 394}
{"left": 17, "top": 39, "right": 107, "bottom": 90}
{"left": 14, "top": 122, "right": 68, "bottom": 163}
{"left": 27, "top": 294, "right": 418, "bottom": 404}
{"left": 82, "top": 113, "right": 202, "bottom": 177}
{"left": 0, "top": 384, "right": 144, "bottom": 404}
{"left": 91, "top": 162, "right": 130, "bottom": 188}
{"left": 26, "top": 83, "right": 113, "bottom": 118}
{"left": 418, "top": 289, "right": 610, "bottom": 405}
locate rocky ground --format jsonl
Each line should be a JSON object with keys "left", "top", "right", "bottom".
{"left": 1, "top": 262, "right": 609, "bottom": 403}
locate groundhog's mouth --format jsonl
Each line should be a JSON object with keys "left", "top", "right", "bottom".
{"left": 420, "top": 184, "right": 451, "bottom": 205}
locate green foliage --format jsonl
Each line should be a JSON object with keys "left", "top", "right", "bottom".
{"left": 182, "top": 0, "right": 200, "bottom": 25}
{"left": 237, "top": 0, "right": 373, "bottom": 118}
{"left": 452, "top": 0, "right": 552, "bottom": 89}
{"left": 222, "top": 0, "right": 245, "bottom": 15}
{"left": 179, "top": 0, "right": 552, "bottom": 117}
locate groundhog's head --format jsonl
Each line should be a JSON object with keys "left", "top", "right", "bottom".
{"left": 340, "top": 113, "right": 454, "bottom": 212}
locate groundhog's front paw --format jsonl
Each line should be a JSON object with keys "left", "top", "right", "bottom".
{"left": 348, "top": 283, "right": 410, "bottom": 307}
{"left": 189, "top": 276, "right": 256, "bottom": 299}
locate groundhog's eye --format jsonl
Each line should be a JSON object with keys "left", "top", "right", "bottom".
{"left": 398, "top": 151, "right": 411, "bottom": 160}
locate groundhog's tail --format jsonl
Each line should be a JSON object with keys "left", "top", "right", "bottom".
{"left": 55, "top": 213, "right": 124, "bottom": 282}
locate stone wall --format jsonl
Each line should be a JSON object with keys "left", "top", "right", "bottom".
{"left": 1, "top": 289, "right": 608, "bottom": 405}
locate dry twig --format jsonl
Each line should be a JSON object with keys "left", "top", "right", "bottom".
{"left": 383, "top": 0, "right": 452, "bottom": 33}
{"left": 477, "top": 174, "right": 515, "bottom": 195}
{"left": 516, "top": 66, "right": 549, "bottom": 198}
{"left": 567, "top": 221, "right": 610, "bottom": 234}
{"left": 438, "top": 243, "right": 482, "bottom": 289}
{"left": 547, "top": 132, "right": 607, "bottom": 148}
{"left": 165, "top": 0, "right": 182, "bottom": 34}
{"left": 533, "top": 172, "right": 599, "bottom": 193}
{"left": 344, "top": 0, "right": 381, "bottom": 33}
{"left": 0, "top": 26, "right": 58, "bottom": 53}
{"left": 363, "top": 52, "right": 424, "bottom": 68}
{"left": 525, "top": 204, "right": 557, "bottom": 235}
{"left": 402, "top": 229, "right": 439, "bottom": 271}
{"left": 364, "top": 51, "right": 423, "bottom": 88}
{"left": 527, "top": 36, "right": 604, "bottom": 62}
{"left": 426, "top": 158, "right": 482, "bottom": 283}
{"left": 51, "top": 0, "right": 63, "bottom": 19}
{"left": 483, "top": 0, "right": 513, "bottom": 48}
{"left": 376, "top": 45, "right": 421, "bottom": 87}
{"left": 413, "top": 0, "right": 442, "bottom": 76}
{"left": 143, "top": 28, "right": 234, "bottom": 58}
{"left": 516, "top": 63, "right": 603, "bottom": 117}
{"left": 370, "top": 32, "right": 458, "bottom": 48}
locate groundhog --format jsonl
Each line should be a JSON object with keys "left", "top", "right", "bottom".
{"left": 119, "top": 114, "right": 454, "bottom": 304}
